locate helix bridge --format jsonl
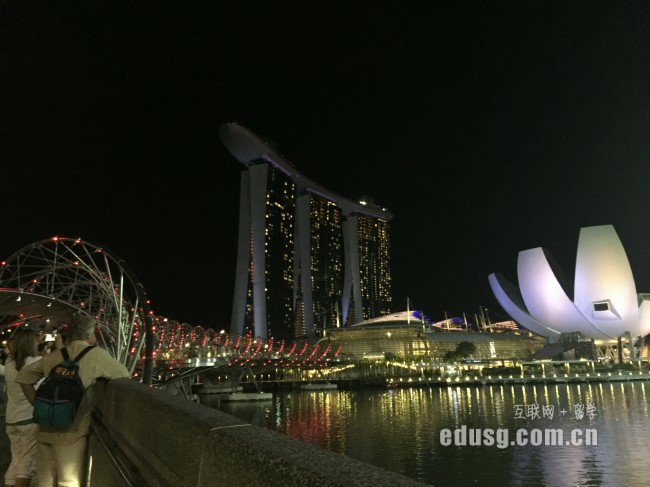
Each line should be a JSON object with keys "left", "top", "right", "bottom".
{"left": 0, "top": 237, "right": 341, "bottom": 396}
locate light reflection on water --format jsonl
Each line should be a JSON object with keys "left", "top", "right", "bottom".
{"left": 205, "top": 381, "right": 650, "bottom": 486}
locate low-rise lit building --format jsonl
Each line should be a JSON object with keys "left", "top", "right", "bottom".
{"left": 318, "top": 311, "right": 543, "bottom": 363}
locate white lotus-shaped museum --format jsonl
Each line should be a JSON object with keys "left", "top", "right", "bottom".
{"left": 488, "top": 225, "right": 650, "bottom": 343}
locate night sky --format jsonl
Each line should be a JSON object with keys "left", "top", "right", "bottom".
{"left": 2, "top": 1, "right": 649, "bottom": 328}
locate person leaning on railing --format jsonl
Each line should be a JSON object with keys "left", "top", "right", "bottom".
{"left": 16, "top": 317, "right": 130, "bottom": 487}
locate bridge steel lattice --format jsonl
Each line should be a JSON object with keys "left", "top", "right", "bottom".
{"left": 0, "top": 237, "right": 341, "bottom": 389}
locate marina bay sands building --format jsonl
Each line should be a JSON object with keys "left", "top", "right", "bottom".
{"left": 220, "top": 123, "right": 393, "bottom": 340}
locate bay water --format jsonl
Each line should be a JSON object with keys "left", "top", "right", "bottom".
{"left": 203, "top": 381, "right": 650, "bottom": 486}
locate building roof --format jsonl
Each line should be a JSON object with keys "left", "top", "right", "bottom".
{"left": 220, "top": 122, "right": 392, "bottom": 220}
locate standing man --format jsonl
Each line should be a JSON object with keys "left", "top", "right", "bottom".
{"left": 16, "top": 316, "right": 130, "bottom": 487}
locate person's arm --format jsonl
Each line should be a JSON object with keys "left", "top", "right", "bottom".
{"left": 16, "top": 355, "right": 46, "bottom": 405}
{"left": 94, "top": 348, "right": 131, "bottom": 380}
{"left": 105, "top": 358, "right": 130, "bottom": 380}
{"left": 20, "top": 383, "right": 36, "bottom": 405}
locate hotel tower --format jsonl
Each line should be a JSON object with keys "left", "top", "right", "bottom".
{"left": 220, "top": 123, "right": 393, "bottom": 340}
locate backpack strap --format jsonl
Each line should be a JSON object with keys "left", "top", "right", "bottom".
{"left": 61, "top": 347, "right": 70, "bottom": 361}
{"left": 73, "top": 345, "right": 96, "bottom": 362}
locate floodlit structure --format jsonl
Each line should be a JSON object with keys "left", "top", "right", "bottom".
{"left": 318, "top": 311, "right": 541, "bottom": 362}
{"left": 488, "top": 225, "right": 650, "bottom": 347}
{"left": 220, "top": 122, "right": 393, "bottom": 340}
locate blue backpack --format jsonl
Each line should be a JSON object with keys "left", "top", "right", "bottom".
{"left": 33, "top": 346, "right": 95, "bottom": 428}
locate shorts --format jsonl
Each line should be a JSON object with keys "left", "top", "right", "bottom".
{"left": 5, "top": 422, "right": 38, "bottom": 485}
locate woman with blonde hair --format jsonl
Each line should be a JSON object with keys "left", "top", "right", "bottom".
{"left": 4, "top": 327, "right": 40, "bottom": 487}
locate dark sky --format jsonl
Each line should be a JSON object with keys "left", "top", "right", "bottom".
{"left": 2, "top": 1, "right": 649, "bottom": 328}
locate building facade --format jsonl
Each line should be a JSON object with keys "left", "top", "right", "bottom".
{"left": 489, "top": 225, "right": 650, "bottom": 345}
{"left": 357, "top": 211, "right": 392, "bottom": 319}
{"left": 317, "top": 311, "right": 543, "bottom": 363}
{"left": 221, "top": 123, "right": 393, "bottom": 340}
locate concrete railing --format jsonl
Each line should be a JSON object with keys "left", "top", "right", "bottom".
{"left": 89, "top": 379, "right": 430, "bottom": 487}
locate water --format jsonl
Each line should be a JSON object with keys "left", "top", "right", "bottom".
{"left": 203, "top": 381, "right": 650, "bottom": 486}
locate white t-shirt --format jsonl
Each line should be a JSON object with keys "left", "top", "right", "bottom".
{"left": 4, "top": 355, "right": 41, "bottom": 424}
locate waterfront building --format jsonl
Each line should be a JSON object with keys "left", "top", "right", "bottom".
{"left": 356, "top": 206, "right": 392, "bottom": 319}
{"left": 318, "top": 311, "right": 542, "bottom": 363}
{"left": 489, "top": 225, "right": 650, "bottom": 358}
{"left": 220, "top": 123, "right": 393, "bottom": 340}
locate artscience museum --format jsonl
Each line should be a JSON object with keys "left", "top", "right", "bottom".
{"left": 488, "top": 225, "right": 650, "bottom": 355}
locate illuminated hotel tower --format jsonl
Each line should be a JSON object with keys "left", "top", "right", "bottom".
{"left": 220, "top": 122, "right": 393, "bottom": 340}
